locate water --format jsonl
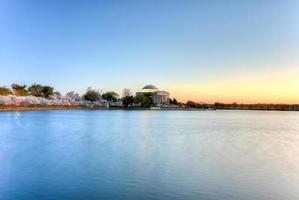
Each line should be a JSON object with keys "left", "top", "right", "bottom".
{"left": 0, "top": 110, "right": 298, "bottom": 200}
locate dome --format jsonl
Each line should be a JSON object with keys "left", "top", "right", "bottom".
{"left": 143, "top": 85, "right": 158, "bottom": 90}
{"left": 137, "top": 84, "right": 159, "bottom": 94}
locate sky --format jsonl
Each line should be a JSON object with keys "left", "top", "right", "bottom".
{"left": 0, "top": 0, "right": 299, "bottom": 103}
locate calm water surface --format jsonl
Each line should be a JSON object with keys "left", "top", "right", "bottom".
{"left": 0, "top": 110, "right": 298, "bottom": 200}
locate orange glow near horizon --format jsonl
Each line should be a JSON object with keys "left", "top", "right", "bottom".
{"left": 165, "top": 68, "right": 299, "bottom": 104}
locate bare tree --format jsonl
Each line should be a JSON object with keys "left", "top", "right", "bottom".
{"left": 66, "top": 91, "right": 81, "bottom": 101}
{"left": 122, "top": 88, "right": 132, "bottom": 97}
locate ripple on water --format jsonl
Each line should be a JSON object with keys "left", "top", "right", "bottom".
{"left": 0, "top": 110, "right": 298, "bottom": 200}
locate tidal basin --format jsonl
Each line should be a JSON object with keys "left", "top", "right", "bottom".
{"left": 0, "top": 110, "right": 298, "bottom": 200}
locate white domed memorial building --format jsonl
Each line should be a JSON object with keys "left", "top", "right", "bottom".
{"left": 136, "top": 85, "right": 170, "bottom": 106}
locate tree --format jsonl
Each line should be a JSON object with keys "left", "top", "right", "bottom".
{"left": 122, "top": 88, "right": 132, "bottom": 97}
{"left": 28, "top": 84, "right": 44, "bottom": 97}
{"left": 53, "top": 91, "right": 62, "bottom": 97}
{"left": 102, "top": 91, "right": 119, "bottom": 102}
{"left": 0, "top": 87, "right": 12, "bottom": 96}
{"left": 42, "top": 86, "right": 54, "bottom": 98}
{"left": 186, "top": 100, "right": 199, "bottom": 108}
{"left": 28, "top": 84, "right": 54, "bottom": 98}
{"left": 11, "top": 84, "right": 27, "bottom": 96}
{"left": 135, "top": 95, "right": 152, "bottom": 107}
{"left": 173, "top": 98, "right": 178, "bottom": 105}
{"left": 83, "top": 87, "right": 101, "bottom": 102}
{"left": 169, "top": 98, "right": 178, "bottom": 105}
{"left": 66, "top": 91, "right": 80, "bottom": 100}
{"left": 122, "top": 96, "right": 135, "bottom": 107}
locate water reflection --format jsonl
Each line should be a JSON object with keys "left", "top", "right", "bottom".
{"left": 0, "top": 110, "right": 298, "bottom": 200}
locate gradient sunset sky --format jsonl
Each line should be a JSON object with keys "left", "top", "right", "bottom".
{"left": 0, "top": 0, "right": 298, "bottom": 103}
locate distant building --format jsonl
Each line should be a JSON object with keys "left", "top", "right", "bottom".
{"left": 136, "top": 85, "right": 170, "bottom": 105}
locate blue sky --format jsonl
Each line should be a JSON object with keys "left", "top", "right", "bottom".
{"left": 0, "top": 0, "right": 298, "bottom": 103}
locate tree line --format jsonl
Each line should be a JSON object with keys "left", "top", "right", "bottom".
{"left": 2, "top": 84, "right": 297, "bottom": 110}
{"left": 83, "top": 88, "right": 164, "bottom": 108}
{"left": 0, "top": 84, "right": 54, "bottom": 98}
{"left": 0, "top": 84, "right": 181, "bottom": 108}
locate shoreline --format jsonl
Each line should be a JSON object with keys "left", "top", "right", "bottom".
{"left": 0, "top": 106, "right": 200, "bottom": 112}
{"left": 0, "top": 106, "right": 298, "bottom": 112}
{"left": 0, "top": 106, "right": 127, "bottom": 112}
